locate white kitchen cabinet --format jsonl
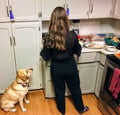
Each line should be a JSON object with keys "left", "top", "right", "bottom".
{"left": 68, "top": 0, "right": 113, "bottom": 19}
{"left": 95, "top": 53, "right": 106, "bottom": 98}
{"left": 68, "top": 0, "right": 89, "bottom": 19}
{"left": 42, "top": 0, "right": 90, "bottom": 20}
{"left": 41, "top": 0, "right": 114, "bottom": 20}
{"left": 10, "top": 0, "right": 40, "bottom": 21}
{"left": 42, "top": 0, "right": 65, "bottom": 20}
{"left": 0, "top": 0, "right": 40, "bottom": 22}
{"left": 0, "top": 23, "right": 16, "bottom": 93}
{"left": 42, "top": 60, "right": 55, "bottom": 98}
{"left": 0, "top": 22, "right": 42, "bottom": 93}
{"left": 95, "top": 64, "right": 104, "bottom": 98}
{"left": 77, "top": 62, "right": 98, "bottom": 94}
{"left": 77, "top": 52, "right": 99, "bottom": 94}
{"left": 12, "top": 22, "right": 42, "bottom": 90}
{"left": 113, "top": 0, "right": 120, "bottom": 19}
{"left": 88, "top": 0, "right": 113, "bottom": 18}
{"left": 0, "top": 0, "right": 9, "bottom": 22}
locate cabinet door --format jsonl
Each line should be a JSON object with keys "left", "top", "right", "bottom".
{"left": 89, "top": 0, "right": 113, "bottom": 18}
{"left": 99, "top": 53, "right": 106, "bottom": 66}
{"left": 78, "top": 63, "right": 98, "bottom": 94}
{"left": 42, "top": 0, "right": 65, "bottom": 20}
{"left": 0, "top": 0, "right": 9, "bottom": 22}
{"left": 9, "top": 0, "right": 39, "bottom": 21}
{"left": 68, "top": 0, "right": 89, "bottom": 19}
{"left": 0, "top": 23, "right": 16, "bottom": 93}
{"left": 95, "top": 64, "right": 104, "bottom": 98}
{"left": 12, "top": 22, "right": 42, "bottom": 90}
{"left": 113, "top": 0, "right": 120, "bottom": 19}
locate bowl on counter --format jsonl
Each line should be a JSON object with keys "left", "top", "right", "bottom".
{"left": 105, "top": 45, "right": 118, "bottom": 52}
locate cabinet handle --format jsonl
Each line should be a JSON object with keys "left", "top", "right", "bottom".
{"left": 9, "top": 6, "right": 12, "bottom": 11}
{"left": 86, "top": 11, "right": 89, "bottom": 18}
{"left": 39, "top": 57, "right": 42, "bottom": 61}
{"left": 38, "top": 12, "right": 42, "bottom": 17}
{"left": 13, "top": 36, "right": 16, "bottom": 46}
{"left": 39, "top": 26, "right": 40, "bottom": 31}
{"left": 90, "top": 3, "right": 93, "bottom": 13}
{"left": 63, "top": 4, "right": 65, "bottom": 8}
{"left": 10, "top": 37, "right": 12, "bottom": 46}
{"left": 110, "top": 9, "right": 112, "bottom": 16}
{"left": 6, "top": 6, "right": 9, "bottom": 17}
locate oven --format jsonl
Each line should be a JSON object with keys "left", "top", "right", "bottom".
{"left": 98, "top": 54, "right": 120, "bottom": 115}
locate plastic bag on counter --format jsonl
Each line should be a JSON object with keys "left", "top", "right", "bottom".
{"left": 104, "top": 37, "right": 120, "bottom": 49}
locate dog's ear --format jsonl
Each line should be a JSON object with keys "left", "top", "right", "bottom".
{"left": 27, "top": 68, "right": 33, "bottom": 71}
{"left": 26, "top": 68, "right": 33, "bottom": 76}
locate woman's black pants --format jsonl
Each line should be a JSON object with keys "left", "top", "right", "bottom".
{"left": 51, "top": 58, "right": 84, "bottom": 114}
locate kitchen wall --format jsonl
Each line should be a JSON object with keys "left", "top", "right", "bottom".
{"left": 78, "top": 19, "right": 114, "bottom": 34}
{"left": 42, "top": 18, "right": 116, "bottom": 35}
{"left": 113, "top": 19, "right": 120, "bottom": 35}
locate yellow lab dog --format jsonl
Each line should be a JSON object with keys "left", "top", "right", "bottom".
{"left": 0, "top": 68, "right": 33, "bottom": 112}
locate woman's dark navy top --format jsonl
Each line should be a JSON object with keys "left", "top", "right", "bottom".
{"left": 40, "top": 30, "right": 82, "bottom": 61}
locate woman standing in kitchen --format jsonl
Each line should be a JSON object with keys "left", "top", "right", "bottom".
{"left": 40, "top": 6, "right": 89, "bottom": 115}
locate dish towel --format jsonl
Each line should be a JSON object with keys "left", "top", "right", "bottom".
{"left": 109, "top": 68, "right": 120, "bottom": 99}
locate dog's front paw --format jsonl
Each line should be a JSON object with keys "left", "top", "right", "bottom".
{"left": 10, "top": 108, "right": 17, "bottom": 112}
{"left": 25, "top": 100, "right": 30, "bottom": 104}
{"left": 22, "top": 108, "right": 27, "bottom": 112}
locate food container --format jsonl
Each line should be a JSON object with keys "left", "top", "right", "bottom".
{"left": 104, "top": 37, "right": 120, "bottom": 47}
{"left": 114, "top": 52, "right": 120, "bottom": 59}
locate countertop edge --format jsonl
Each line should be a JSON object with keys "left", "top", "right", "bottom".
{"left": 82, "top": 47, "right": 120, "bottom": 55}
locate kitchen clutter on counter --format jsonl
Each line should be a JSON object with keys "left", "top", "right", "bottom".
{"left": 104, "top": 36, "right": 120, "bottom": 49}
{"left": 84, "top": 41, "right": 105, "bottom": 49}
{"left": 78, "top": 33, "right": 106, "bottom": 48}
{"left": 78, "top": 33, "right": 120, "bottom": 52}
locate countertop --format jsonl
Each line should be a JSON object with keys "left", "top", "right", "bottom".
{"left": 82, "top": 47, "right": 120, "bottom": 55}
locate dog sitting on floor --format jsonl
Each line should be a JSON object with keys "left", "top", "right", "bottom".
{"left": 0, "top": 68, "right": 33, "bottom": 112}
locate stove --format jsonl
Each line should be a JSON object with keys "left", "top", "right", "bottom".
{"left": 107, "top": 54, "right": 120, "bottom": 66}
{"left": 98, "top": 54, "right": 120, "bottom": 114}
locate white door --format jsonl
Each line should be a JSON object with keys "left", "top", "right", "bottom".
{"left": 12, "top": 22, "right": 42, "bottom": 89}
{"left": 9, "top": 0, "right": 39, "bottom": 21}
{"left": 0, "top": 23, "right": 16, "bottom": 93}
{"left": 42, "top": 0, "right": 65, "bottom": 20}
{"left": 0, "top": 0, "right": 9, "bottom": 22}
{"left": 68, "top": 0, "right": 89, "bottom": 19}
{"left": 89, "top": 0, "right": 113, "bottom": 18}
{"left": 113, "top": 0, "right": 120, "bottom": 19}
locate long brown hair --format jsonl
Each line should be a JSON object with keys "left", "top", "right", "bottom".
{"left": 45, "top": 7, "right": 69, "bottom": 50}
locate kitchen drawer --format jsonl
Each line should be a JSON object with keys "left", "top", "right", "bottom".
{"left": 77, "top": 52, "right": 99, "bottom": 63}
